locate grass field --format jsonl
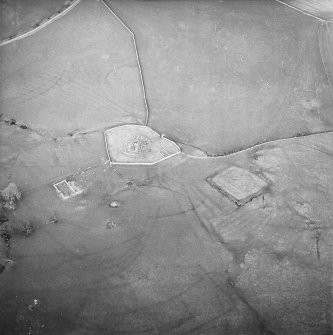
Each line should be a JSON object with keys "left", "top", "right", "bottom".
{"left": 0, "top": 1, "right": 332, "bottom": 334}
{"left": 0, "top": 0, "right": 70, "bottom": 40}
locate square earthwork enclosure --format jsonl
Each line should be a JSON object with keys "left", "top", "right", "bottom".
{"left": 207, "top": 166, "right": 268, "bottom": 206}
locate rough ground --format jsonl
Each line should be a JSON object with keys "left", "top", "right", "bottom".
{"left": 0, "top": 0, "right": 332, "bottom": 334}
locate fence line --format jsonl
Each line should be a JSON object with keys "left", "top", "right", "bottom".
{"left": 100, "top": 0, "right": 150, "bottom": 126}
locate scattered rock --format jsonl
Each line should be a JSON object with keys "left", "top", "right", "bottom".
{"left": 28, "top": 299, "right": 41, "bottom": 312}
{"left": 1, "top": 183, "right": 21, "bottom": 210}
{"left": 0, "top": 215, "right": 8, "bottom": 223}
{"left": 0, "top": 233, "right": 12, "bottom": 274}
{"left": 292, "top": 201, "right": 312, "bottom": 218}
{"left": 109, "top": 201, "right": 120, "bottom": 208}
{"left": 106, "top": 221, "right": 119, "bottom": 229}
{"left": 21, "top": 221, "right": 34, "bottom": 236}
{"left": 0, "top": 258, "right": 13, "bottom": 274}
{"left": 0, "top": 220, "right": 34, "bottom": 237}
{"left": 74, "top": 205, "right": 86, "bottom": 212}
{"left": 1, "top": 232, "right": 11, "bottom": 246}
{"left": 126, "top": 181, "right": 134, "bottom": 188}
{"left": 128, "top": 135, "right": 151, "bottom": 157}
{"left": 46, "top": 214, "right": 58, "bottom": 225}
{"left": 0, "top": 235, "right": 8, "bottom": 255}
{"left": 16, "top": 299, "right": 45, "bottom": 334}
{"left": 50, "top": 217, "right": 58, "bottom": 224}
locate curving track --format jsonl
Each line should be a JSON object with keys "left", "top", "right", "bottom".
{"left": 0, "top": 0, "right": 82, "bottom": 47}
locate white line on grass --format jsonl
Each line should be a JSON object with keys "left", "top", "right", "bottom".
{"left": 0, "top": 0, "right": 82, "bottom": 47}
{"left": 185, "top": 130, "right": 333, "bottom": 160}
{"left": 100, "top": 0, "right": 150, "bottom": 126}
{"left": 273, "top": 0, "right": 333, "bottom": 23}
